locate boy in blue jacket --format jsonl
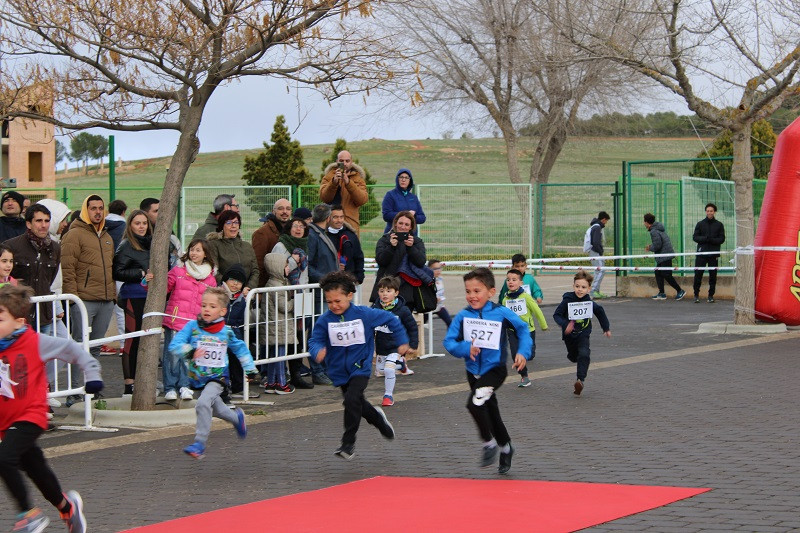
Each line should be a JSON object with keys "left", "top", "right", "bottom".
{"left": 444, "top": 267, "right": 531, "bottom": 474}
{"left": 309, "top": 271, "right": 410, "bottom": 460}
{"left": 169, "top": 287, "right": 261, "bottom": 459}
{"left": 552, "top": 270, "right": 611, "bottom": 396}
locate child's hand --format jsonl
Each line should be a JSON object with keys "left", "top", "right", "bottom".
{"left": 144, "top": 269, "right": 154, "bottom": 283}
{"left": 604, "top": 330, "right": 612, "bottom": 338}
{"left": 246, "top": 371, "right": 262, "bottom": 384}
{"left": 512, "top": 354, "right": 527, "bottom": 371}
{"left": 542, "top": 327, "right": 549, "bottom": 333}
{"left": 242, "top": 287, "right": 250, "bottom": 297}
{"left": 564, "top": 320, "right": 575, "bottom": 335}
{"left": 315, "top": 348, "right": 327, "bottom": 363}
{"left": 404, "top": 347, "right": 416, "bottom": 357}
{"left": 193, "top": 347, "right": 207, "bottom": 361}
{"left": 397, "top": 343, "right": 411, "bottom": 355}
{"left": 469, "top": 340, "right": 480, "bottom": 360}
{"left": 536, "top": 297, "right": 543, "bottom": 304}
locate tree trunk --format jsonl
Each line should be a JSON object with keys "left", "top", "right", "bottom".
{"left": 731, "top": 123, "right": 755, "bottom": 325}
{"left": 130, "top": 108, "right": 203, "bottom": 410}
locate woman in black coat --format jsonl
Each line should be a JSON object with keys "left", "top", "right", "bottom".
{"left": 112, "top": 209, "right": 154, "bottom": 395}
{"left": 369, "top": 211, "right": 427, "bottom": 308}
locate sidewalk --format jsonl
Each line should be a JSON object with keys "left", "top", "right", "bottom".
{"left": 5, "top": 297, "right": 799, "bottom": 531}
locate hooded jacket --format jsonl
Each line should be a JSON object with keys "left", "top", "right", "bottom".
{"left": 320, "top": 162, "right": 368, "bottom": 232}
{"left": 371, "top": 295, "right": 419, "bottom": 355}
{"left": 207, "top": 231, "right": 259, "bottom": 289}
{"left": 588, "top": 217, "right": 606, "bottom": 255}
{"left": 647, "top": 221, "right": 675, "bottom": 264}
{"left": 60, "top": 196, "right": 115, "bottom": 301}
{"left": 552, "top": 291, "right": 610, "bottom": 338}
{"left": 327, "top": 222, "right": 365, "bottom": 284}
{"left": 260, "top": 252, "right": 297, "bottom": 346}
{"left": 104, "top": 213, "right": 126, "bottom": 251}
{"left": 192, "top": 212, "right": 219, "bottom": 242}
{"left": 692, "top": 216, "right": 725, "bottom": 258}
{"left": 163, "top": 261, "right": 217, "bottom": 331}
{"left": 307, "top": 223, "right": 338, "bottom": 283}
{"left": 0, "top": 215, "right": 26, "bottom": 243}
{"left": 381, "top": 168, "right": 426, "bottom": 233}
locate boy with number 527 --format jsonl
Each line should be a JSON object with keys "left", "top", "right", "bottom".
{"left": 552, "top": 270, "right": 611, "bottom": 397}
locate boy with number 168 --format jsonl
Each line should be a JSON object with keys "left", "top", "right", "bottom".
{"left": 552, "top": 270, "right": 611, "bottom": 396}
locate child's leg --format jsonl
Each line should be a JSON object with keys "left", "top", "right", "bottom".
{"left": 341, "top": 375, "right": 389, "bottom": 445}
{"left": 436, "top": 307, "right": 452, "bottom": 327}
{"left": 465, "top": 367, "right": 508, "bottom": 445}
{"left": 564, "top": 337, "right": 579, "bottom": 363}
{"left": 194, "top": 382, "right": 224, "bottom": 445}
{"left": 383, "top": 353, "right": 398, "bottom": 397}
{"left": 209, "top": 384, "right": 239, "bottom": 426}
{"left": 575, "top": 335, "right": 592, "bottom": 381}
{"left": 0, "top": 422, "right": 61, "bottom": 512}
{"left": 375, "top": 354, "right": 386, "bottom": 377}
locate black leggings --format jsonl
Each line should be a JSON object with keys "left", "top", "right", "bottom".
{"left": 122, "top": 297, "right": 146, "bottom": 380}
{"left": 466, "top": 365, "right": 510, "bottom": 446}
{"left": 0, "top": 422, "right": 63, "bottom": 512}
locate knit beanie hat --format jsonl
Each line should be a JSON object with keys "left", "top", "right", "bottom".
{"left": 1, "top": 191, "right": 25, "bottom": 211}
{"left": 222, "top": 263, "right": 247, "bottom": 284}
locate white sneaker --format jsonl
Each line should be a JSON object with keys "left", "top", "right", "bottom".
{"left": 179, "top": 387, "right": 194, "bottom": 400}
{"left": 164, "top": 390, "right": 178, "bottom": 401}
{"left": 47, "top": 397, "right": 62, "bottom": 408}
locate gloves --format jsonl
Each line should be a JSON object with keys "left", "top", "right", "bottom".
{"left": 84, "top": 380, "right": 104, "bottom": 394}
{"left": 246, "top": 371, "right": 262, "bottom": 384}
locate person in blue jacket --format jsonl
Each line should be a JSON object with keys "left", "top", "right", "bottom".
{"left": 309, "top": 271, "right": 409, "bottom": 461}
{"left": 443, "top": 267, "right": 531, "bottom": 475}
{"left": 382, "top": 168, "right": 426, "bottom": 234}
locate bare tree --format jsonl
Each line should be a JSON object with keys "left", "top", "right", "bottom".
{"left": 558, "top": 0, "right": 800, "bottom": 324}
{"left": 0, "top": 0, "right": 401, "bottom": 409}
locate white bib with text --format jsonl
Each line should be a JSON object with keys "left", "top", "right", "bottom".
{"left": 567, "top": 301, "right": 593, "bottom": 320}
{"left": 328, "top": 319, "right": 366, "bottom": 347}
{"left": 504, "top": 298, "right": 526, "bottom": 316}
{"left": 197, "top": 340, "right": 227, "bottom": 368}
{"left": 463, "top": 318, "right": 502, "bottom": 350}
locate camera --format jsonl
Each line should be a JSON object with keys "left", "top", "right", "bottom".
{"left": 395, "top": 231, "right": 408, "bottom": 242}
{"left": 337, "top": 161, "right": 344, "bottom": 170}
{"left": 0, "top": 178, "right": 17, "bottom": 188}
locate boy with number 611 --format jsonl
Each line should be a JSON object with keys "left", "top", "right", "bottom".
{"left": 552, "top": 270, "right": 611, "bottom": 397}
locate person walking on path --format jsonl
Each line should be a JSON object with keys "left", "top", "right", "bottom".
{"left": 583, "top": 211, "right": 610, "bottom": 299}
{"left": 692, "top": 203, "right": 725, "bottom": 303}
{"left": 644, "top": 213, "right": 686, "bottom": 301}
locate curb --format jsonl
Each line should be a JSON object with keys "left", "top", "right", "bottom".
{"left": 65, "top": 396, "right": 197, "bottom": 428}
{"left": 696, "top": 321, "right": 787, "bottom": 335}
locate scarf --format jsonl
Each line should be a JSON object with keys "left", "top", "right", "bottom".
{"left": 287, "top": 248, "right": 308, "bottom": 285}
{"left": 507, "top": 287, "right": 525, "bottom": 299}
{"left": 327, "top": 226, "right": 342, "bottom": 235}
{"left": 183, "top": 260, "right": 213, "bottom": 281}
{"left": 381, "top": 297, "right": 399, "bottom": 311}
{"left": 25, "top": 229, "right": 52, "bottom": 252}
{"left": 279, "top": 233, "right": 308, "bottom": 253}
{"left": 0, "top": 325, "right": 27, "bottom": 351}
{"left": 196, "top": 316, "right": 225, "bottom": 333}
{"left": 133, "top": 233, "right": 152, "bottom": 250}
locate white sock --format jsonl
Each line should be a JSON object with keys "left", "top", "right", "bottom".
{"left": 500, "top": 443, "right": 511, "bottom": 453}
{"left": 484, "top": 438, "right": 497, "bottom": 449}
{"left": 383, "top": 361, "right": 396, "bottom": 396}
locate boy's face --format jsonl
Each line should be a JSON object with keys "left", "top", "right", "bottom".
{"left": 573, "top": 279, "right": 591, "bottom": 299}
{"left": 464, "top": 278, "right": 495, "bottom": 310}
{"left": 224, "top": 278, "right": 243, "bottom": 293}
{"left": 378, "top": 286, "right": 399, "bottom": 304}
{"left": 506, "top": 273, "right": 522, "bottom": 292}
{"left": 325, "top": 287, "right": 353, "bottom": 315}
{"left": 0, "top": 305, "right": 26, "bottom": 339}
{"left": 512, "top": 261, "right": 527, "bottom": 275}
{"left": 200, "top": 294, "right": 227, "bottom": 322}
{"left": 430, "top": 262, "right": 442, "bottom": 276}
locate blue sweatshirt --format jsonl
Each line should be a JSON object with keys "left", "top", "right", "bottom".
{"left": 169, "top": 319, "right": 256, "bottom": 388}
{"left": 308, "top": 304, "right": 409, "bottom": 386}
{"left": 444, "top": 301, "right": 532, "bottom": 376}
{"left": 552, "top": 291, "right": 611, "bottom": 338}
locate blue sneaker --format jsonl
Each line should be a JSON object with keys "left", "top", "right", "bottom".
{"left": 234, "top": 408, "right": 247, "bottom": 439}
{"left": 676, "top": 290, "right": 686, "bottom": 300}
{"left": 13, "top": 508, "right": 49, "bottom": 533}
{"left": 183, "top": 441, "right": 206, "bottom": 459}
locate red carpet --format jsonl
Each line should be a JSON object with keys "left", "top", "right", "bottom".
{"left": 123, "top": 476, "right": 709, "bottom": 532}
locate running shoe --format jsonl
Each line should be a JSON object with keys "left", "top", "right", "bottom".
{"left": 274, "top": 383, "right": 295, "bottom": 395}
{"left": 382, "top": 394, "right": 394, "bottom": 406}
{"left": 334, "top": 443, "right": 355, "bottom": 460}
{"left": 676, "top": 290, "right": 686, "bottom": 300}
{"left": 498, "top": 444, "right": 515, "bottom": 475}
{"left": 518, "top": 377, "right": 531, "bottom": 387}
{"left": 179, "top": 387, "right": 194, "bottom": 400}
{"left": 374, "top": 406, "right": 395, "bottom": 439}
{"left": 234, "top": 408, "right": 247, "bottom": 439}
{"left": 13, "top": 508, "right": 49, "bottom": 533}
{"left": 164, "top": 390, "right": 178, "bottom": 401}
{"left": 183, "top": 441, "right": 206, "bottom": 459}
{"left": 60, "top": 490, "right": 87, "bottom": 533}
{"left": 480, "top": 445, "right": 499, "bottom": 467}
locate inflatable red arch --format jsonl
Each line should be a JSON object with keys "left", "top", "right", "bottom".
{"left": 754, "top": 116, "right": 800, "bottom": 325}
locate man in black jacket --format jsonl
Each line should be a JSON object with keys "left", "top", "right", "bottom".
{"left": 327, "top": 204, "right": 365, "bottom": 285}
{"left": 6, "top": 204, "right": 61, "bottom": 330}
{"left": 692, "top": 203, "right": 726, "bottom": 303}
{"left": 0, "top": 190, "right": 27, "bottom": 243}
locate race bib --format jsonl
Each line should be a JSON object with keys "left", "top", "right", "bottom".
{"left": 196, "top": 340, "right": 227, "bottom": 368}
{"left": 328, "top": 319, "right": 366, "bottom": 347}
{"left": 522, "top": 285, "right": 532, "bottom": 295}
{"left": 567, "top": 301, "right": 593, "bottom": 320}
{"left": 463, "top": 318, "right": 502, "bottom": 350}
{"left": 504, "top": 298, "right": 526, "bottom": 316}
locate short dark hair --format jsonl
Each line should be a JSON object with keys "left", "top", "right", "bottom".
{"left": 86, "top": 194, "right": 103, "bottom": 205}
{"left": 139, "top": 197, "right": 160, "bottom": 212}
{"left": 506, "top": 269, "right": 523, "bottom": 279}
{"left": 511, "top": 253, "right": 526, "bottom": 264}
{"left": 463, "top": 267, "right": 494, "bottom": 289}
{"left": 705, "top": 203, "right": 717, "bottom": 212}
{"left": 319, "top": 271, "right": 357, "bottom": 295}
{"left": 108, "top": 199, "right": 127, "bottom": 215}
{"left": 376, "top": 275, "right": 401, "bottom": 291}
{"left": 312, "top": 203, "right": 331, "bottom": 223}
{"left": 216, "top": 210, "right": 242, "bottom": 232}
{"left": 598, "top": 211, "right": 611, "bottom": 221}
{"left": 25, "top": 203, "right": 50, "bottom": 223}
{"left": 574, "top": 269, "right": 594, "bottom": 284}
{"left": 282, "top": 217, "right": 309, "bottom": 237}
{"left": 428, "top": 259, "right": 442, "bottom": 267}
{"left": 643, "top": 213, "right": 655, "bottom": 224}
{"left": 0, "top": 283, "right": 33, "bottom": 320}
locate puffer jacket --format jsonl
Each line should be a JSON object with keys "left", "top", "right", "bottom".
{"left": 369, "top": 232, "right": 427, "bottom": 303}
{"left": 207, "top": 232, "right": 260, "bottom": 289}
{"left": 647, "top": 221, "right": 675, "bottom": 264}
{"left": 60, "top": 199, "right": 115, "bottom": 301}
{"left": 382, "top": 168, "right": 426, "bottom": 233}
{"left": 163, "top": 261, "right": 217, "bottom": 331}
{"left": 113, "top": 235, "right": 151, "bottom": 300}
{"left": 259, "top": 252, "right": 297, "bottom": 346}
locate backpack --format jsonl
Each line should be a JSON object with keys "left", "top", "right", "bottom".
{"left": 583, "top": 224, "right": 599, "bottom": 253}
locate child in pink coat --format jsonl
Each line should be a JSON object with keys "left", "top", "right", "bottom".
{"left": 162, "top": 238, "right": 217, "bottom": 400}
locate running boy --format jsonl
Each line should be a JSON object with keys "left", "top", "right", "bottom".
{"left": 372, "top": 276, "right": 419, "bottom": 406}
{"left": 501, "top": 269, "right": 548, "bottom": 387}
{"left": 443, "top": 267, "right": 531, "bottom": 474}
{"left": 169, "top": 286, "right": 261, "bottom": 459}
{"left": 552, "top": 270, "right": 611, "bottom": 396}
{"left": 0, "top": 284, "right": 103, "bottom": 533}
{"left": 309, "top": 271, "right": 409, "bottom": 460}
{"left": 497, "top": 253, "right": 543, "bottom": 304}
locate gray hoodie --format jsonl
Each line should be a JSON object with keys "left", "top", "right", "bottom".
{"left": 647, "top": 221, "right": 675, "bottom": 264}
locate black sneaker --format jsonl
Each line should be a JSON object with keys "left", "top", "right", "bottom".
{"left": 334, "top": 444, "right": 355, "bottom": 460}
{"left": 291, "top": 375, "right": 314, "bottom": 389}
{"left": 481, "top": 445, "right": 499, "bottom": 467}
{"left": 707, "top": 296, "right": 715, "bottom": 303}
{"left": 374, "top": 407, "right": 395, "bottom": 439}
{"left": 694, "top": 297, "right": 700, "bottom": 303}
{"left": 498, "top": 444, "right": 515, "bottom": 474}
{"left": 312, "top": 373, "right": 333, "bottom": 386}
